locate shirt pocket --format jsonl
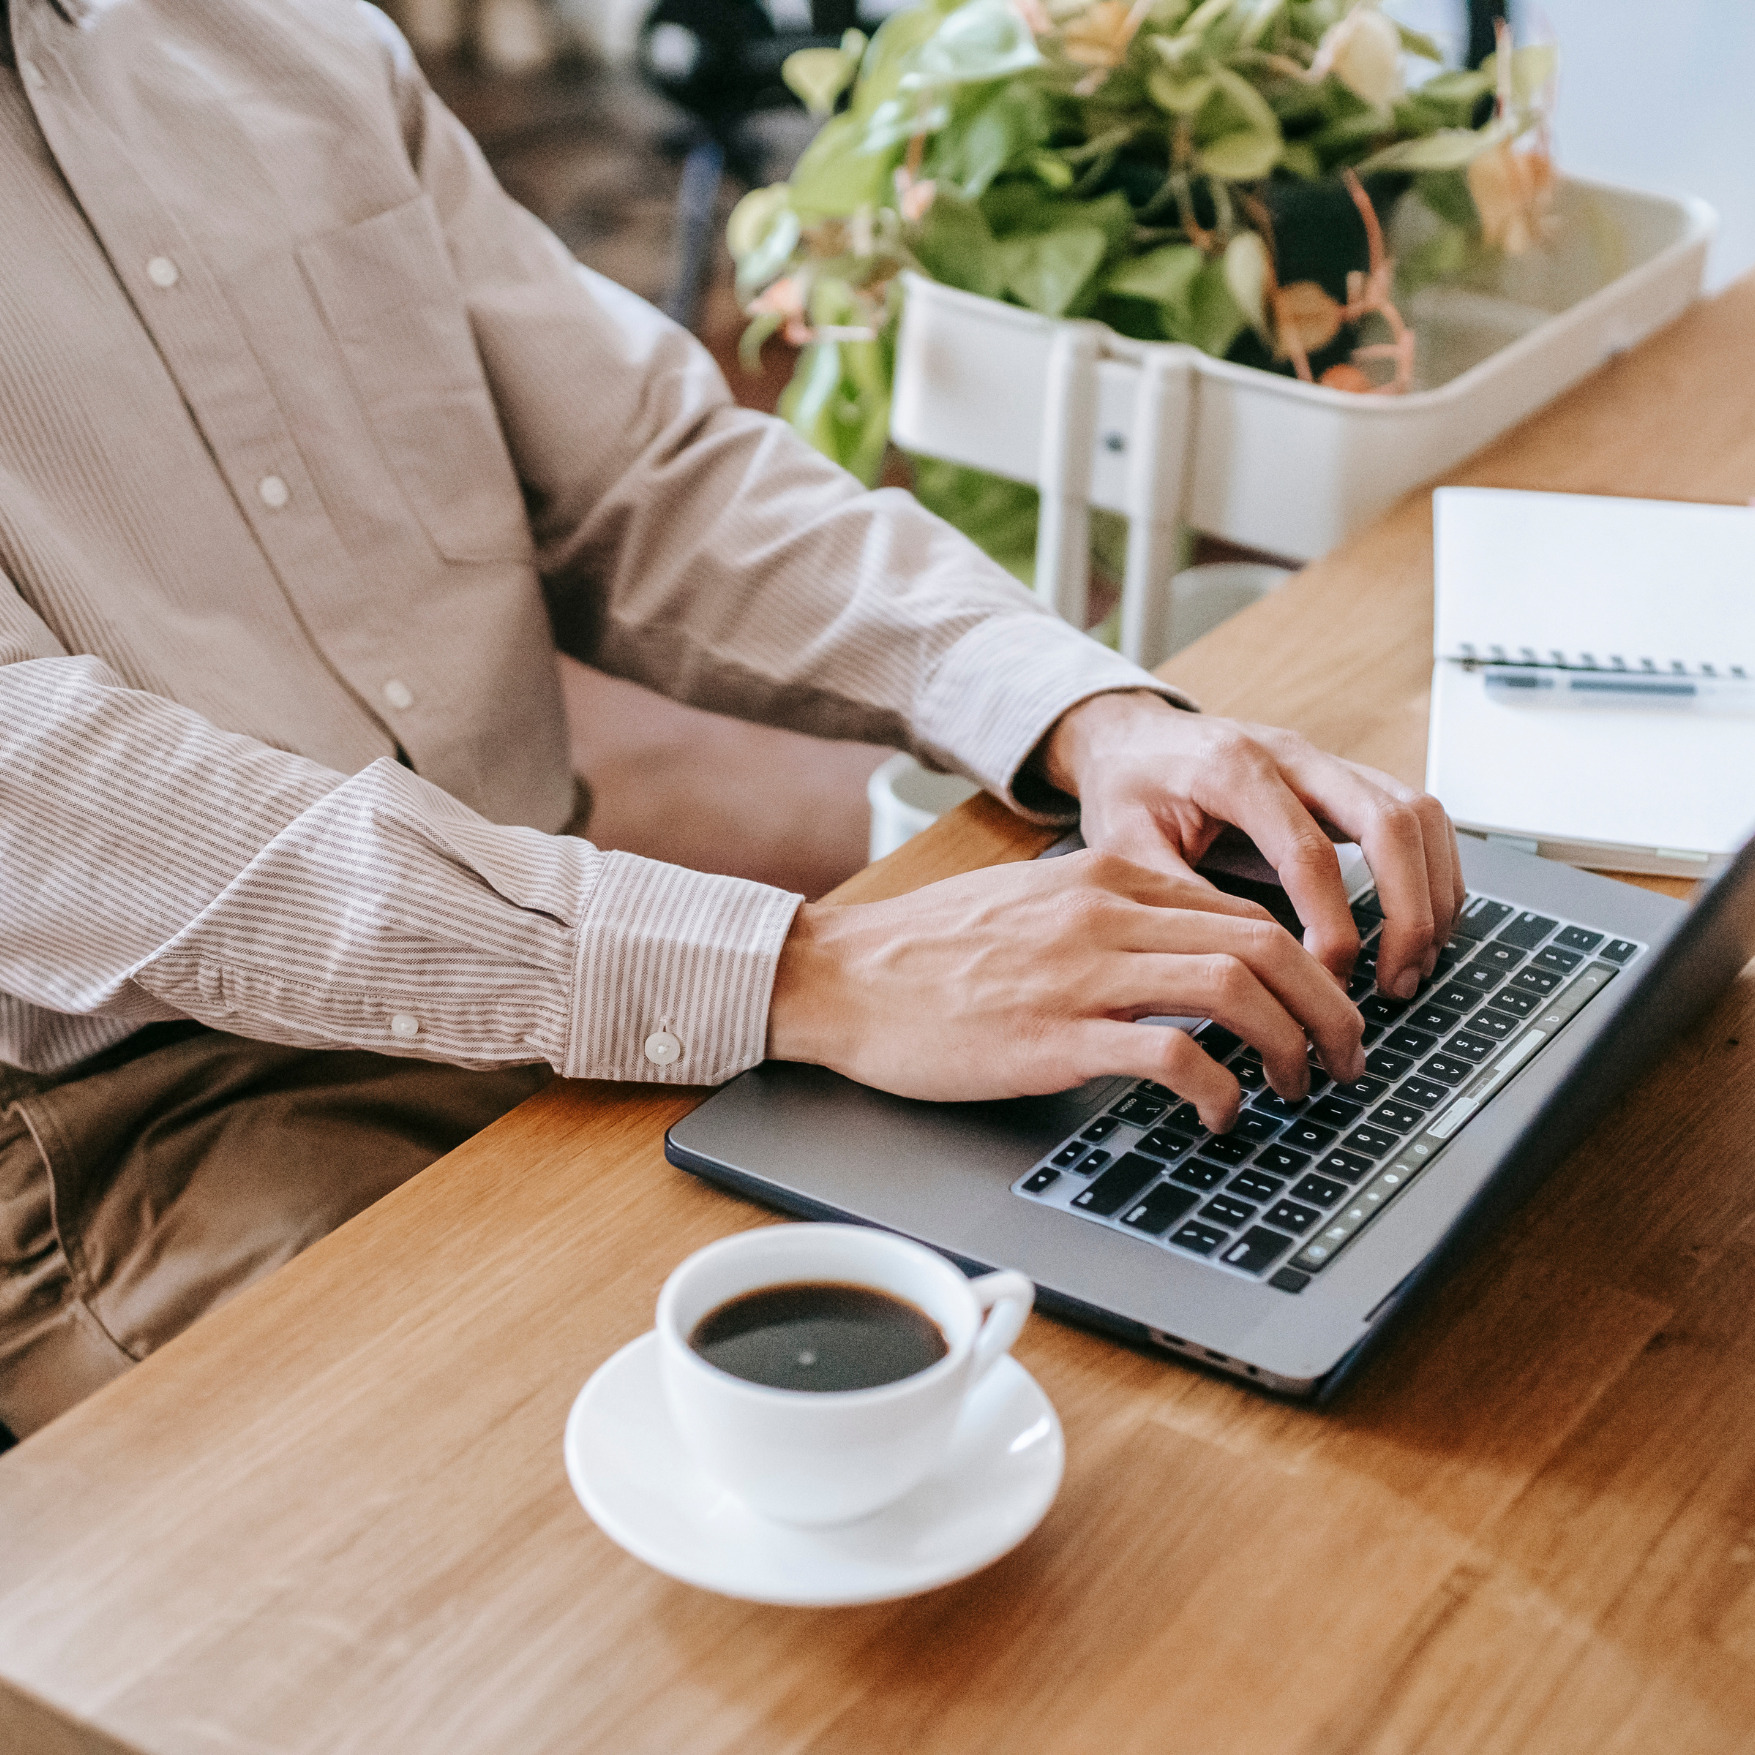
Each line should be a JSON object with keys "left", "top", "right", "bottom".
{"left": 299, "top": 195, "right": 531, "bottom": 565}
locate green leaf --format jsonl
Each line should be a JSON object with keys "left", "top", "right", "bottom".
{"left": 1180, "top": 0, "right": 1241, "bottom": 39}
{"left": 1484, "top": 43, "right": 1559, "bottom": 107}
{"left": 1208, "top": 63, "right": 1283, "bottom": 140}
{"left": 911, "top": 192, "right": 1006, "bottom": 298}
{"left": 848, "top": 5, "right": 946, "bottom": 120}
{"left": 1396, "top": 221, "right": 1471, "bottom": 297}
{"left": 726, "top": 185, "right": 794, "bottom": 264}
{"left": 900, "top": 0, "right": 1043, "bottom": 91}
{"left": 787, "top": 113, "right": 899, "bottom": 218}
{"left": 737, "top": 310, "right": 783, "bottom": 373}
{"left": 1416, "top": 67, "right": 1494, "bottom": 105}
{"left": 861, "top": 95, "right": 951, "bottom": 153}
{"left": 1147, "top": 67, "right": 1216, "bottom": 115}
{"left": 1028, "top": 150, "right": 1075, "bottom": 191}
{"left": 1180, "top": 256, "right": 1247, "bottom": 355}
{"left": 783, "top": 45, "right": 860, "bottom": 117}
{"left": 1416, "top": 167, "right": 1479, "bottom": 229}
{"left": 1222, "top": 228, "right": 1269, "bottom": 331}
{"left": 1277, "top": 138, "right": 1321, "bottom": 178}
{"left": 1238, "top": 0, "right": 1286, "bottom": 50}
{"left": 1394, "top": 21, "right": 1444, "bottom": 62}
{"left": 907, "top": 456, "right": 1039, "bottom": 585}
{"left": 1105, "top": 241, "right": 1204, "bottom": 306}
{"left": 1355, "top": 122, "right": 1502, "bottom": 174}
{"left": 997, "top": 224, "right": 1109, "bottom": 316}
{"left": 1196, "top": 128, "right": 1282, "bottom": 180}
{"left": 929, "top": 82, "right": 1050, "bottom": 198}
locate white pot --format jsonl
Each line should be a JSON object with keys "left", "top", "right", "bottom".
{"left": 867, "top": 752, "right": 979, "bottom": 863}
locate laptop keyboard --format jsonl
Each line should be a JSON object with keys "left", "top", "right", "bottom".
{"left": 1013, "top": 889, "right": 1642, "bottom": 1293}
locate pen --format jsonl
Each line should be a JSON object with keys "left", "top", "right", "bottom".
{"left": 1480, "top": 666, "right": 1755, "bottom": 714}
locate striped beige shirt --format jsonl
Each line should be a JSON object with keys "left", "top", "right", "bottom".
{"left": 0, "top": 0, "right": 1181, "bottom": 1086}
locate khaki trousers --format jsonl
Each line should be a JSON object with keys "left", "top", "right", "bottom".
{"left": 0, "top": 1023, "right": 549, "bottom": 1443}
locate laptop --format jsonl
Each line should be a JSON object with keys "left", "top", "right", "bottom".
{"left": 667, "top": 828, "right": 1755, "bottom": 1398}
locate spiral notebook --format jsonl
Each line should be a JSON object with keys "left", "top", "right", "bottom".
{"left": 1426, "top": 487, "right": 1755, "bottom": 878}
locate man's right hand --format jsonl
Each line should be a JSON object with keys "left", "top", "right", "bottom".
{"left": 765, "top": 851, "right": 1367, "bottom": 1133}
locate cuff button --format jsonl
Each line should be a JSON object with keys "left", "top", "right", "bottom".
{"left": 390, "top": 1013, "right": 421, "bottom": 1039}
{"left": 643, "top": 1029, "right": 683, "bottom": 1067}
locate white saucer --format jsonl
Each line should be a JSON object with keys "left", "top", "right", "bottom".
{"left": 563, "top": 1332, "right": 1064, "bottom": 1606}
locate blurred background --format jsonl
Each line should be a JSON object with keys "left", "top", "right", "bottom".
{"left": 375, "top": 0, "right": 1755, "bottom": 899}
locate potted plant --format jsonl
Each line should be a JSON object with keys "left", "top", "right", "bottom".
{"left": 727, "top": 0, "right": 1562, "bottom": 582}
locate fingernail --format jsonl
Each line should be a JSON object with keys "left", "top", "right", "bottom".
{"left": 1394, "top": 969, "right": 1419, "bottom": 999}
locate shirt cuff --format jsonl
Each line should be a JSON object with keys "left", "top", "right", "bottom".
{"left": 912, "top": 613, "right": 1196, "bottom": 825}
{"left": 567, "top": 851, "right": 803, "bottom": 1083}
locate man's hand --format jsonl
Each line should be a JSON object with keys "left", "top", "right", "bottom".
{"left": 1043, "top": 693, "right": 1464, "bottom": 999}
{"left": 767, "top": 853, "right": 1366, "bottom": 1131}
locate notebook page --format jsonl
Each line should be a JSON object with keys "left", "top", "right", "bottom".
{"left": 1433, "top": 488, "right": 1755, "bottom": 675}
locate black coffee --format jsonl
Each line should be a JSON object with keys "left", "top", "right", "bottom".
{"left": 689, "top": 1281, "right": 949, "bottom": 1392}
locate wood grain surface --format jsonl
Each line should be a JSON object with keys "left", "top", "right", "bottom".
{"left": 3, "top": 281, "right": 1755, "bottom": 1755}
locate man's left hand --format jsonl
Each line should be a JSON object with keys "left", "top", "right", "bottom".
{"left": 1042, "top": 692, "right": 1464, "bottom": 1000}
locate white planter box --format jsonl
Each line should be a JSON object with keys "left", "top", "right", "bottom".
{"left": 891, "top": 177, "right": 1713, "bottom": 668}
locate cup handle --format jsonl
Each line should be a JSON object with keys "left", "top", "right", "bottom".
{"left": 967, "top": 1270, "right": 1035, "bottom": 1385}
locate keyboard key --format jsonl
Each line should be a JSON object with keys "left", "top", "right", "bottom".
{"left": 1201, "top": 1193, "right": 1257, "bottom": 1229}
{"left": 1534, "top": 945, "right": 1583, "bottom": 975}
{"left": 1231, "top": 1059, "right": 1267, "bottom": 1090}
{"left": 1601, "top": 938, "right": 1639, "bottom": 963}
{"left": 1136, "top": 1081, "right": 1174, "bottom": 1100}
{"left": 1366, "top": 1047, "right": 1412, "bottom": 1080}
{"left": 1397, "top": 1076, "right": 1450, "bottom": 1109}
{"left": 1314, "top": 1148, "right": 1373, "bottom": 1183}
{"left": 1263, "top": 1199, "right": 1321, "bottom": 1234}
{"left": 1370, "top": 1100, "right": 1424, "bottom": 1133}
{"left": 1510, "top": 966, "right": 1562, "bottom": 996}
{"left": 1454, "top": 962, "right": 1506, "bottom": 994}
{"left": 1077, "top": 1149, "right": 1111, "bottom": 1175}
{"left": 1342, "top": 1124, "right": 1398, "bottom": 1157}
{"left": 1280, "top": 1120, "right": 1338, "bottom": 1154}
{"left": 1051, "top": 1143, "right": 1087, "bottom": 1168}
{"left": 1121, "top": 1183, "right": 1198, "bottom": 1235}
{"left": 1351, "top": 889, "right": 1383, "bottom": 922}
{"left": 1470, "top": 941, "right": 1527, "bottom": 974}
{"left": 1464, "top": 1008, "right": 1516, "bottom": 1041}
{"left": 1497, "top": 910, "right": 1559, "bottom": 950}
{"left": 1330, "top": 1071, "right": 1388, "bottom": 1103}
{"left": 1136, "top": 1127, "right": 1195, "bottom": 1160}
{"left": 1289, "top": 1173, "right": 1347, "bottom": 1207}
{"left": 1346, "top": 969, "right": 1375, "bottom": 1001}
{"left": 1269, "top": 1266, "right": 1310, "bottom": 1293}
{"left": 1555, "top": 925, "right": 1604, "bottom": 953}
{"left": 1198, "top": 1134, "right": 1254, "bottom": 1166}
{"left": 1167, "top": 1103, "right": 1203, "bottom": 1133}
{"left": 1447, "top": 1032, "right": 1494, "bottom": 1064}
{"left": 1384, "top": 1027, "right": 1437, "bottom": 1057}
{"left": 1111, "top": 1093, "right": 1167, "bottom": 1125}
{"left": 1230, "top": 1168, "right": 1286, "bottom": 1202}
{"left": 1359, "top": 994, "right": 1409, "bottom": 1028}
{"left": 1081, "top": 1115, "right": 1120, "bottom": 1142}
{"left": 1308, "top": 1095, "right": 1364, "bottom": 1129}
{"left": 1429, "top": 982, "right": 1481, "bottom": 1014}
{"left": 1023, "top": 1167, "right": 1060, "bottom": 1194}
{"left": 1487, "top": 987, "right": 1539, "bottom": 1018}
{"left": 1420, "top": 1053, "right": 1472, "bottom": 1084}
{"left": 1196, "top": 1024, "right": 1242, "bottom": 1059}
{"left": 1170, "top": 1220, "right": 1227, "bottom": 1256}
{"left": 1359, "top": 1022, "right": 1384, "bottom": 1046}
{"left": 1072, "top": 1153, "right": 1159, "bottom": 1216}
{"left": 1253, "top": 1145, "right": 1311, "bottom": 1177}
{"left": 1453, "top": 896, "right": 1513, "bottom": 941}
{"left": 1253, "top": 1090, "right": 1311, "bottom": 1120}
{"left": 1407, "top": 1002, "right": 1462, "bottom": 1036}
{"left": 1171, "top": 1158, "right": 1228, "bottom": 1191}
{"left": 1219, "top": 1226, "right": 1295, "bottom": 1275}
{"left": 1232, "top": 1111, "right": 1283, "bottom": 1144}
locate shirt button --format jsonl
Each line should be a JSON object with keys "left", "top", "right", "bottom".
{"left": 20, "top": 61, "right": 46, "bottom": 92}
{"left": 390, "top": 1014, "right": 420, "bottom": 1039}
{"left": 146, "top": 256, "right": 180, "bottom": 289}
{"left": 383, "top": 679, "right": 415, "bottom": 711}
{"left": 644, "top": 1029, "right": 683, "bottom": 1067}
{"left": 257, "top": 475, "right": 289, "bottom": 510}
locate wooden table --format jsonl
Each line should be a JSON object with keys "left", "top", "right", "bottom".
{"left": 5, "top": 284, "right": 1755, "bottom": 1755}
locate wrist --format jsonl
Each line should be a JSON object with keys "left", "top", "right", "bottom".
{"left": 766, "top": 902, "right": 858, "bottom": 1069}
{"left": 1041, "top": 690, "right": 1181, "bottom": 798}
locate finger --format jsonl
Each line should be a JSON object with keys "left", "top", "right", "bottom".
{"left": 1101, "top": 929, "right": 1365, "bottom": 1087}
{"left": 1411, "top": 792, "right": 1461, "bottom": 972}
{"left": 1250, "top": 744, "right": 1442, "bottom": 998}
{"left": 1189, "top": 739, "right": 1360, "bottom": 977}
{"left": 1069, "top": 1021, "right": 1241, "bottom": 1133}
{"left": 1076, "top": 850, "right": 1277, "bottom": 927}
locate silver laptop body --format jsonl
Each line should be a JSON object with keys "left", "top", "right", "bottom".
{"left": 668, "top": 831, "right": 1755, "bottom": 1399}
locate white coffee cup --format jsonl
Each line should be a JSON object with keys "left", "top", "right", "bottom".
{"left": 656, "top": 1225, "right": 1035, "bottom": 1527}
